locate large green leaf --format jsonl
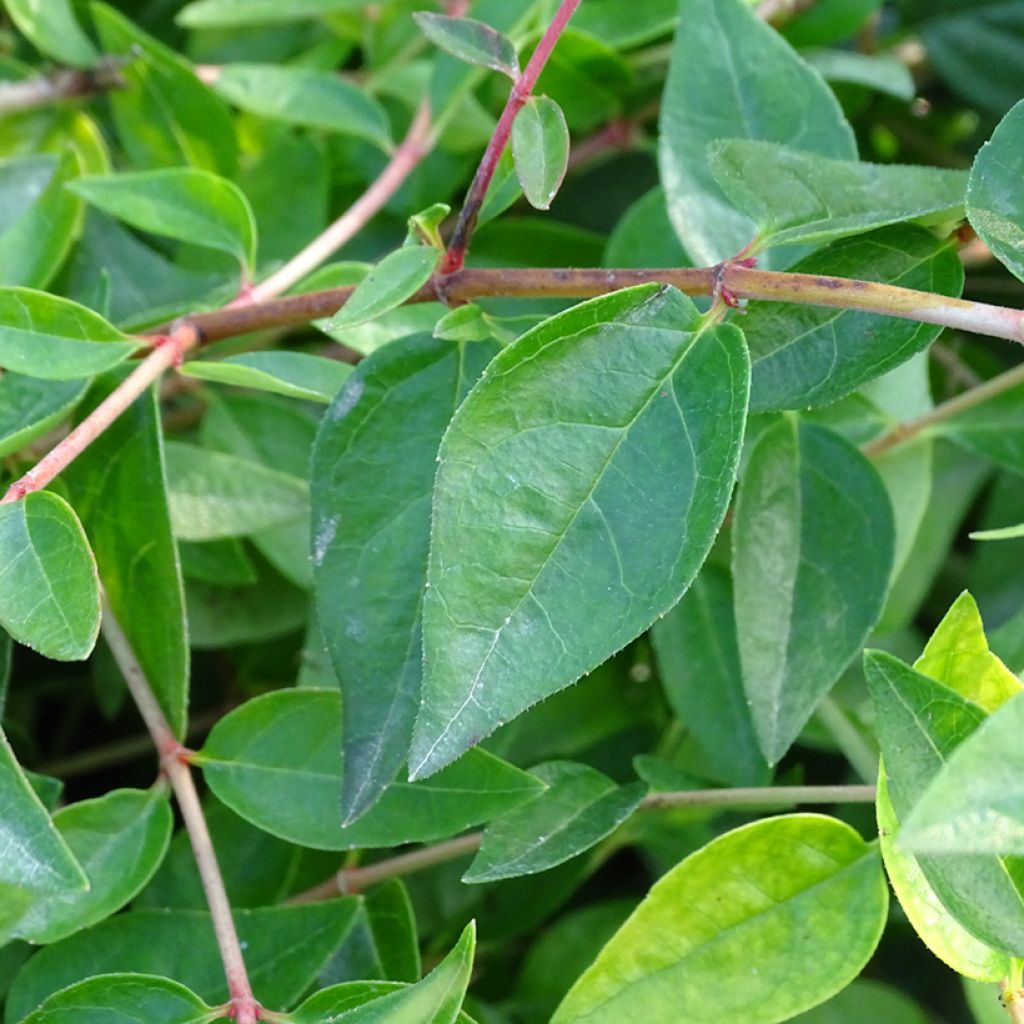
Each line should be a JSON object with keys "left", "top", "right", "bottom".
{"left": 464, "top": 762, "right": 645, "bottom": 883}
{"left": 658, "top": 0, "right": 854, "bottom": 265}
{"left": 176, "top": 0, "right": 366, "bottom": 27}
{"left": 68, "top": 169, "right": 257, "bottom": 272}
{"left": 65, "top": 384, "right": 189, "bottom": 737}
{"left": 0, "top": 491, "right": 101, "bottom": 662}
{"left": 746, "top": 227, "right": 963, "bottom": 410}
{"left": 865, "top": 650, "right": 1024, "bottom": 955}
{"left": 733, "top": 419, "right": 894, "bottom": 764}
{"left": 552, "top": 815, "right": 887, "bottom": 1024}
{"left": 311, "top": 335, "right": 498, "bottom": 822}
{"left": 709, "top": 141, "right": 968, "bottom": 249}
{"left": 195, "top": 689, "right": 545, "bottom": 850}
{"left": 212, "top": 64, "right": 391, "bottom": 149}
{"left": 0, "top": 288, "right": 140, "bottom": 381}
{"left": 0, "top": 375, "right": 89, "bottom": 459}
{"left": 5, "top": 0, "right": 97, "bottom": 66}
{"left": 410, "top": 286, "right": 749, "bottom": 780}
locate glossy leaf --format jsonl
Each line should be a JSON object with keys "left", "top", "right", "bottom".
{"left": 710, "top": 141, "right": 968, "bottom": 249}
{"left": 0, "top": 288, "right": 140, "bottom": 381}
{"left": 164, "top": 442, "right": 308, "bottom": 542}
{"left": 326, "top": 246, "right": 439, "bottom": 332}
{"left": 747, "top": 227, "right": 963, "bottom": 410}
{"left": 414, "top": 12, "right": 519, "bottom": 78}
{"left": 465, "top": 761, "right": 645, "bottom": 883}
{"left": 411, "top": 286, "right": 749, "bottom": 779}
{"left": 312, "top": 335, "right": 498, "bottom": 822}
{"left": 733, "top": 419, "right": 894, "bottom": 764}
{"left": 290, "top": 922, "right": 475, "bottom": 1024}
{"left": 212, "top": 64, "right": 391, "bottom": 149}
{"left": 552, "top": 815, "right": 888, "bottom": 1024}
{"left": 65, "top": 385, "right": 190, "bottom": 738}
{"left": 866, "top": 650, "right": 1024, "bottom": 955}
{"left": 5, "top": 0, "right": 97, "bottom": 67}
{"left": 512, "top": 96, "right": 571, "bottom": 211}
{"left": 177, "top": 0, "right": 366, "bottom": 27}
{"left": 68, "top": 170, "right": 257, "bottom": 271}
{"left": 182, "top": 352, "right": 352, "bottom": 404}
{"left": 0, "top": 491, "right": 101, "bottom": 662}
{"left": 659, "top": 0, "right": 854, "bottom": 264}
{"left": 195, "top": 689, "right": 545, "bottom": 850}
{"left": 14, "top": 788, "right": 173, "bottom": 944}
{"left": 18, "top": 975, "right": 215, "bottom": 1024}
{"left": 0, "top": 375, "right": 89, "bottom": 459}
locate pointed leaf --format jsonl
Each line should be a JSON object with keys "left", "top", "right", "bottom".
{"left": 68, "top": 169, "right": 257, "bottom": 271}
{"left": 195, "top": 689, "right": 545, "bottom": 850}
{"left": 0, "top": 491, "right": 101, "bottom": 662}
{"left": 464, "top": 762, "right": 645, "bottom": 883}
{"left": 414, "top": 12, "right": 520, "bottom": 78}
{"left": 710, "top": 141, "right": 968, "bottom": 249}
{"left": 5, "top": 0, "right": 98, "bottom": 67}
{"left": 18, "top": 975, "right": 214, "bottom": 1024}
{"left": 312, "top": 335, "right": 499, "bottom": 822}
{"left": 733, "top": 420, "right": 894, "bottom": 764}
{"left": 512, "top": 96, "right": 570, "bottom": 210}
{"left": 0, "top": 288, "right": 140, "bottom": 381}
{"left": 0, "top": 375, "right": 89, "bottom": 459}
{"left": 411, "top": 286, "right": 749, "bottom": 779}
{"left": 177, "top": 0, "right": 366, "bottom": 28}
{"left": 326, "top": 247, "right": 439, "bottom": 332}
{"left": 659, "top": 0, "right": 854, "bottom": 265}
{"left": 182, "top": 351, "right": 352, "bottom": 404}
{"left": 552, "top": 815, "right": 887, "bottom": 1024}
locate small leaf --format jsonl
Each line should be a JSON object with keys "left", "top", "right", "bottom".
{"left": 971, "top": 522, "right": 1024, "bottom": 541}
{"left": 434, "top": 304, "right": 493, "bottom": 342}
{"left": 290, "top": 921, "right": 476, "bottom": 1024}
{"left": 710, "top": 141, "right": 968, "bottom": 249}
{"left": 325, "top": 246, "right": 439, "bottom": 332}
{"left": 212, "top": 64, "right": 392, "bottom": 149}
{"left": 181, "top": 352, "right": 353, "bottom": 404}
{"left": 733, "top": 419, "right": 894, "bottom": 764}
{"left": 414, "top": 12, "right": 520, "bottom": 79}
{"left": 195, "top": 689, "right": 545, "bottom": 850}
{"left": 967, "top": 97, "right": 1024, "bottom": 283}
{"left": 512, "top": 96, "right": 571, "bottom": 210}
{"left": 0, "top": 375, "right": 89, "bottom": 459}
{"left": 552, "top": 815, "right": 888, "bottom": 1024}
{"left": 804, "top": 49, "right": 915, "bottom": 100}
{"left": 0, "top": 288, "right": 140, "bottom": 381}
{"left": 68, "top": 169, "right": 257, "bottom": 271}
{"left": 177, "top": 0, "right": 367, "bottom": 28}
{"left": 0, "top": 491, "right": 101, "bottom": 662}
{"left": 364, "top": 881, "right": 420, "bottom": 983}
{"left": 464, "top": 762, "right": 645, "bottom": 883}
{"left": 5, "top": 0, "right": 98, "bottom": 67}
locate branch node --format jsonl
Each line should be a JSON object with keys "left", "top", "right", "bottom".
{"left": 712, "top": 256, "right": 758, "bottom": 310}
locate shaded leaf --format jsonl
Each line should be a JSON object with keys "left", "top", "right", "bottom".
{"left": 5, "top": 0, "right": 97, "bottom": 67}
{"left": 512, "top": 96, "right": 570, "bottom": 210}
{"left": 932, "top": 378, "right": 1024, "bottom": 475}
{"left": 0, "top": 375, "right": 89, "bottom": 459}
{"left": 789, "top": 979, "right": 927, "bottom": 1024}
{"left": 414, "top": 12, "right": 520, "bottom": 78}
{"left": 177, "top": 0, "right": 366, "bottom": 28}
{"left": 182, "top": 351, "right": 352, "bottom": 404}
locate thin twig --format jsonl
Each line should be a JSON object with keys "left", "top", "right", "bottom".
{"left": 0, "top": 62, "right": 127, "bottom": 117}
{"left": 439, "top": 0, "right": 582, "bottom": 274}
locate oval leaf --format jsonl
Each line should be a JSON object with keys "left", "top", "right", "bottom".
{"left": 513, "top": 95, "right": 571, "bottom": 211}
{"left": 410, "top": 285, "right": 749, "bottom": 780}
{"left": 5, "top": 0, "right": 97, "bottom": 67}
{"left": 552, "top": 815, "right": 888, "bottom": 1024}
{"left": 414, "top": 12, "right": 520, "bottom": 78}
{"left": 733, "top": 419, "right": 894, "bottom": 765}
{"left": 0, "top": 491, "right": 101, "bottom": 662}
{"left": 182, "top": 351, "right": 353, "bottom": 404}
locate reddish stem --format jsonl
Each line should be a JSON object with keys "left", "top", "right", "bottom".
{"left": 439, "top": 0, "right": 582, "bottom": 274}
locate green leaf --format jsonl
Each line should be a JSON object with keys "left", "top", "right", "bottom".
{"left": 212, "top": 64, "right": 391, "bottom": 149}
{"left": 14, "top": 788, "right": 173, "bottom": 944}
{"left": 181, "top": 352, "right": 352, "bottom": 404}
{"left": 552, "top": 815, "right": 887, "bottom": 1024}
{"left": 433, "top": 305, "right": 493, "bottom": 343}
{"left": 604, "top": 187, "right": 690, "bottom": 270}
{"left": 789, "top": 979, "right": 927, "bottom": 1024}
{"left": 659, "top": 0, "right": 854, "bottom": 265}
{"left": 325, "top": 247, "right": 439, "bottom": 332}
{"left": 312, "top": 334, "right": 499, "bottom": 822}
{"left": 65, "top": 384, "right": 190, "bottom": 738}
{"left": 733, "top": 419, "right": 894, "bottom": 764}
{"left": 195, "top": 689, "right": 544, "bottom": 850}
{"left": 288, "top": 983, "right": 478, "bottom": 1024}
{"left": 0, "top": 630, "right": 9, "bottom": 720}
{"left": 7, "top": 901, "right": 366, "bottom": 1018}
{"left": 68, "top": 169, "right": 257, "bottom": 272}
{"left": 0, "top": 375, "right": 89, "bottom": 459}
{"left": 164, "top": 442, "right": 309, "bottom": 542}
{"left": 865, "top": 650, "right": 1024, "bottom": 955}
{"left": 0, "top": 491, "right": 101, "bottom": 662}
{"left": 179, "top": 539, "right": 257, "bottom": 587}
{"left": 512, "top": 96, "right": 570, "bottom": 211}
{"left": 932, "top": 378, "right": 1024, "bottom": 475}
{"left": 92, "top": 2, "right": 237, "bottom": 177}
{"left": 650, "top": 566, "right": 768, "bottom": 787}
{"left": 5, "top": 0, "right": 97, "bottom": 67}
{"left": 414, "top": 12, "right": 520, "bottom": 79}
{"left": 747, "top": 227, "right": 963, "bottom": 410}
{"left": 410, "top": 286, "right": 749, "bottom": 780}
{"left": 18, "top": 974, "right": 215, "bottom": 1024}
{"left": 709, "top": 141, "right": 968, "bottom": 249}
{"left": 464, "top": 762, "right": 645, "bottom": 883}
{"left": 177, "top": 0, "right": 366, "bottom": 28}
{"left": 290, "top": 922, "right": 476, "bottom": 1024}
{"left": 972, "top": 522, "right": 1024, "bottom": 541}
{"left": 803, "top": 49, "right": 915, "bottom": 101}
